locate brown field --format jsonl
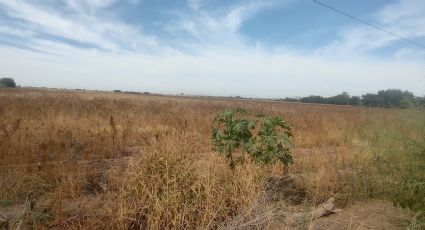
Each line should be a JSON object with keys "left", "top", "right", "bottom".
{"left": 0, "top": 88, "right": 423, "bottom": 229}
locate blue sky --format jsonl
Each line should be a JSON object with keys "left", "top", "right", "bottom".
{"left": 0, "top": 0, "right": 424, "bottom": 97}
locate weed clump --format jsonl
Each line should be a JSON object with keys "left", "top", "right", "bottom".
{"left": 105, "top": 136, "right": 265, "bottom": 229}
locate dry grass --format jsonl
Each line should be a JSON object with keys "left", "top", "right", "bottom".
{"left": 0, "top": 88, "right": 414, "bottom": 229}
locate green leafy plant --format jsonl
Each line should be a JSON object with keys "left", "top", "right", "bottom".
{"left": 212, "top": 108, "right": 255, "bottom": 169}
{"left": 246, "top": 116, "right": 293, "bottom": 165}
{"left": 212, "top": 108, "right": 293, "bottom": 169}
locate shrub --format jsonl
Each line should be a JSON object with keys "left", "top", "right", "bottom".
{"left": 212, "top": 108, "right": 293, "bottom": 169}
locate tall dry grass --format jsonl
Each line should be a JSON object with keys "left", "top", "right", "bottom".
{"left": 0, "top": 88, "right": 414, "bottom": 229}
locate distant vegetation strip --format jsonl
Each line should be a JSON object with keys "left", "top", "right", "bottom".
{"left": 1, "top": 77, "right": 422, "bottom": 109}
{"left": 278, "top": 89, "right": 425, "bottom": 109}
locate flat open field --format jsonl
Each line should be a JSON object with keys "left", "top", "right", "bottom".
{"left": 1, "top": 88, "right": 424, "bottom": 229}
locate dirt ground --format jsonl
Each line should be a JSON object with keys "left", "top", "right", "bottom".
{"left": 309, "top": 201, "right": 413, "bottom": 230}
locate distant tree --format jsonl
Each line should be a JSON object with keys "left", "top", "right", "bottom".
{"left": 0, "top": 77, "right": 16, "bottom": 88}
{"left": 326, "top": 92, "right": 350, "bottom": 105}
{"left": 418, "top": 97, "right": 425, "bottom": 107}
{"left": 282, "top": 97, "right": 299, "bottom": 102}
{"left": 349, "top": 96, "right": 361, "bottom": 106}
{"left": 362, "top": 89, "right": 416, "bottom": 108}
{"left": 362, "top": 93, "right": 379, "bottom": 107}
{"left": 400, "top": 98, "right": 419, "bottom": 109}
{"left": 300, "top": 95, "right": 325, "bottom": 104}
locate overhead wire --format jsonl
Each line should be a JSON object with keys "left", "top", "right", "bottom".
{"left": 313, "top": 0, "right": 425, "bottom": 50}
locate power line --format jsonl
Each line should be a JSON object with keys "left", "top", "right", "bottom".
{"left": 313, "top": 0, "right": 425, "bottom": 50}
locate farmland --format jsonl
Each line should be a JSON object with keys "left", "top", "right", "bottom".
{"left": 0, "top": 88, "right": 424, "bottom": 229}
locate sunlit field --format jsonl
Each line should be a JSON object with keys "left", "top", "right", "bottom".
{"left": 1, "top": 88, "right": 424, "bottom": 229}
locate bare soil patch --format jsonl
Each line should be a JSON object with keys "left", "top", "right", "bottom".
{"left": 310, "top": 201, "right": 413, "bottom": 230}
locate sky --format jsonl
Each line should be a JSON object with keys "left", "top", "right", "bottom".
{"left": 0, "top": 0, "right": 424, "bottom": 98}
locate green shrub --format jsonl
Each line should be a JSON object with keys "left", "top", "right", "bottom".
{"left": 212, "top": 108, "right": 293, "bottom": 169}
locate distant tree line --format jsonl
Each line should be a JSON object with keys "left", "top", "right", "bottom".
{"left": 1, "top": 77, "right": 422, "bottom": 109}
{"left": 279, "top": 89, "right": 425, "bottom": 109}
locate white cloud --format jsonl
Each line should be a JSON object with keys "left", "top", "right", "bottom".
{"left": 0, "top": 0, "right": 423, "bottom": 97}
{"left": 66, "top": 0, "right": 118, "bottom": 12}
{"left": 316, "top": 0, "right": 425, "bottom": 57}
{"left": 0, "top": 25, "right": 35, "bottom": 37}
{"left": 316, "top": 27, "right": 395, "bottom": 56}
{"left": 1, "top": 40, "right": 424, "bottom": 97}
{"left": 84, "top": 0, "right": 116, "bottom": 8}
{"left": 224, "top": 0, "right": 275, "bottom": 33}
{"left": 187, "top": 0, "right": 202, "bottom": 10}
{"left": 0, "top": 0, "right": 157, "bottom": 51}
{"left": 377, "top": 0, "right": 425, "bottom": 41}
{"left": 377, "top": 0, "right": 425, "bottom": 24}
{"left": 167, "top": 0, "right": 290, "bottom": 51}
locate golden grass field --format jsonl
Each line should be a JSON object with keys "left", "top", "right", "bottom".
{"left": 0, "top": 88, "right": 424, "bottom": 229}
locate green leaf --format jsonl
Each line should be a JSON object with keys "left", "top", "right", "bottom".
{"left": 211, "top": 108, "right": 294, "bottom": 169}
{"left": 224, "top": 109, "right": 233, "bottom": 121}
